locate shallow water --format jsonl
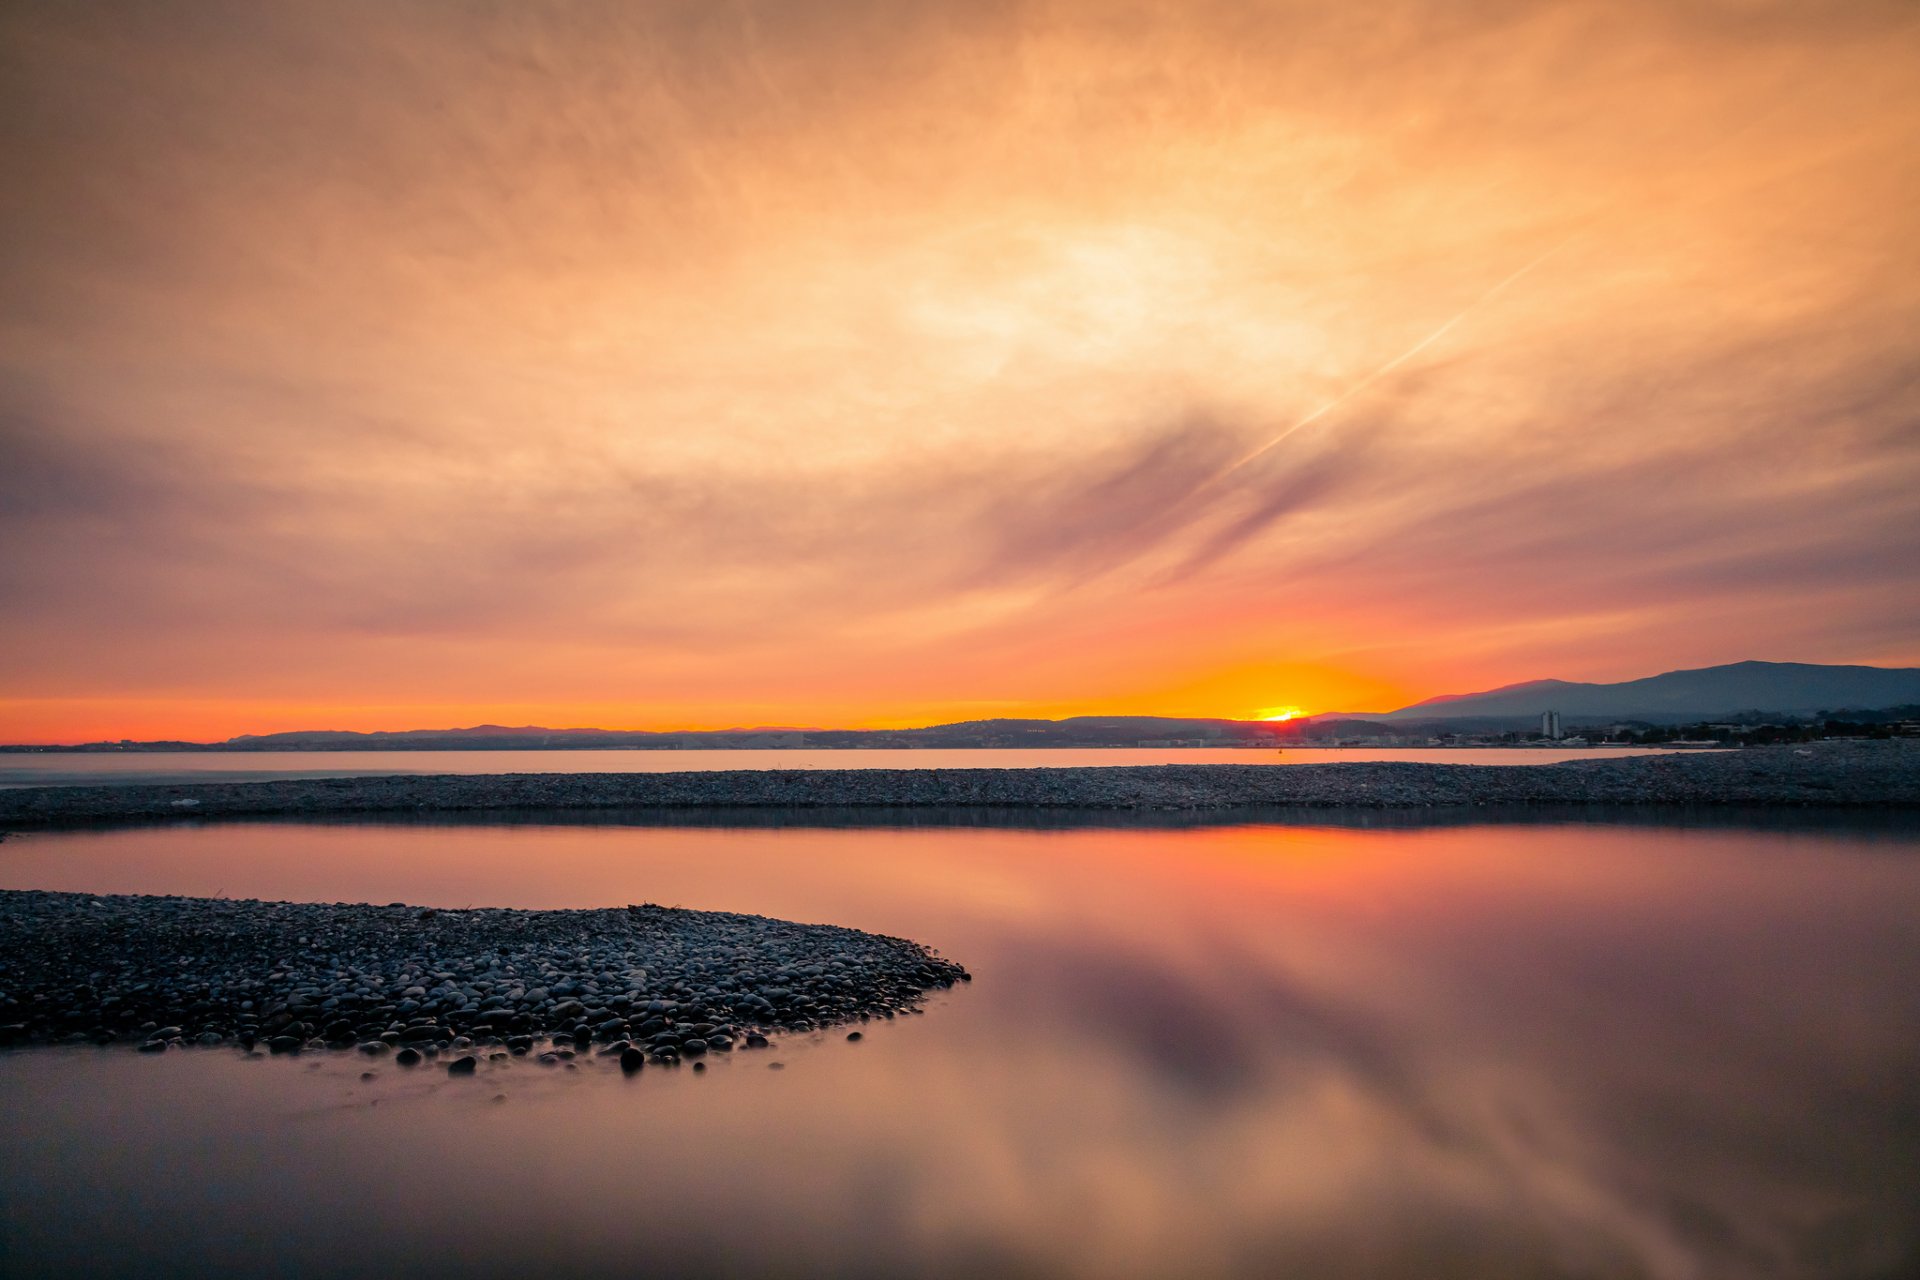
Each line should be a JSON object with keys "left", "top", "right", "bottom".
{"left": 3, "top": 811, "right": 1917, "bottom": 1279}
{"left": 0, "top": 744, "right": 1686, "bottom": 788}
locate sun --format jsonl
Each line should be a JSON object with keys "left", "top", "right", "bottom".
{"left": 1257, "top": 707, "right": 1303, "bottom": 722}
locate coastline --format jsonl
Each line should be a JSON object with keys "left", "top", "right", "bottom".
{"left": 1, "top": 741, "right": 1913, "bottom": 826}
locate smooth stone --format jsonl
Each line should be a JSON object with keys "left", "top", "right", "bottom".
{"left": 619, "top": 1047, "right": 646, "bottom": 1074}
{"left": 395, "top": 1047, "right": 423, "bottom": 1067}
{"left": 446, "top": 1055, "right": 478, "bottom": 1076}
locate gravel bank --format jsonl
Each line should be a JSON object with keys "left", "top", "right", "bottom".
{"left": 0, "top": 890, "right": 969, "bottom": 1061}
{"left": 0, "top": 742, "right": 1914, "bottom": 825}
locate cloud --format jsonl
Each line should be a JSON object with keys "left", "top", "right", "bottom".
{"left": 1, "top": 0, "right": 1916, "bottom": 731}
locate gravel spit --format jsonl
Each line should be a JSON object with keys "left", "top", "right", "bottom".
{"left": 0, "top": 742, "right": 1913, "bottom": 826}
{"left": 0, "top": 891, "right": 969, "bottom": 1056}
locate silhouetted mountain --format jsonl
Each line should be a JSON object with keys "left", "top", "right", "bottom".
{"left": 1368, "top": 661, "right": 1920, "bottom": 725}
{"left": 11, "top": 716, "right": 1304, "bottom": 752}
{"left": 10, "top": 662, "right": 1917, "bottom": 751}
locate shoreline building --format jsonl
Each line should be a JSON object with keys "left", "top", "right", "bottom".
{"left": 1541, "top": 710, "right": 1563, "bottom": 740}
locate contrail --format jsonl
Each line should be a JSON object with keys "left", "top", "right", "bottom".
{"left": 1219, "top": 239, "right": 1571, "bottom": 477}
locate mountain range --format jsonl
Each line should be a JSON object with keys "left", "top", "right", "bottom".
{"left": 7, "top": 661, "right": 1917, "bottom": 750}
{"left": 1365, "top": 660, "right": 1920, "bottom": 725}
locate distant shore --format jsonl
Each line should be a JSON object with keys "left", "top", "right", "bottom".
{"left": 0, "top": 741, "right": 1913, "bottom": 826}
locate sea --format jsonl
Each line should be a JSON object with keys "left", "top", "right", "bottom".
{"left": 2, "top": 804, "right": 1915, "bottom": 1278}
{"left": 0, "top": 745, "right": 1688, "bottom": 788}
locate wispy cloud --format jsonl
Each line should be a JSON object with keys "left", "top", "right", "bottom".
{"left": 2, "top": 0, "right": 1916, "bottom": 736}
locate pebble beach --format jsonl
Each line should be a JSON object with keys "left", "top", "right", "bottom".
{"left": 0, "top": 741, "right": 1913, "bottom": 826}
{"left": 0, "top": 890, "right": 969, "bottom": 1063}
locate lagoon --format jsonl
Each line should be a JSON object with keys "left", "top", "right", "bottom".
{"left": 2, "top": 809, "right": 1916, "bottom": 1278}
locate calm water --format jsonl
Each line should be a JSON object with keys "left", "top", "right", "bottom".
{"left": 0, "top": 745, "right": 1685, "bottom": 788}
{"left": 3, "top": 810, "right": 1916, "bottom": 1279}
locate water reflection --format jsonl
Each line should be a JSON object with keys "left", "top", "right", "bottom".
{"left": 3, "top": 815, "right": 1918, "bottom": 1278}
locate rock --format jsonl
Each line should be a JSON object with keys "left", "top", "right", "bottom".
{"left": 619, "top": 1047, "right": 646, "bottom": 1074}
{"left": 846, "top": 1031, "right": 863, "bottom": 1041}
{"left": 395, "top": 1047, "right": 422, "bottom": 1067}
{"left": 446, "top": 1055, "right": 478, "bottom": 1075}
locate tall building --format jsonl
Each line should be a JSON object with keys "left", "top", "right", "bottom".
{"left": 1541, "top": 710, "right": 1563, "bottom": 739}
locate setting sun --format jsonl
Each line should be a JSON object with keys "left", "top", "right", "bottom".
{"left": 1258, "top": 707, "right": 1304, "bottom": 722}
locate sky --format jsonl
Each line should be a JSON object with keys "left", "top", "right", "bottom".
{"left": 2, "top": 0, "right": 1917, "bottom": 743}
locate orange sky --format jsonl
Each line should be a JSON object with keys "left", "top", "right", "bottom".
{"left": 2, "top": 0, "right": 1917, "bottom": 743}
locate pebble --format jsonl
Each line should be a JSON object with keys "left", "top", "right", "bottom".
{"left": 0, "top": 891, "right": 970, "bottom": 1057}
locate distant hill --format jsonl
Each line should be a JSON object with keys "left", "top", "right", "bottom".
{"left": 10, "top": 661, "right": 1918, "bottom": 751}
{"left": 1369, "top": 661, "right": 1920, "bottom": 725}
{"left": 13, "top": 715, "right": 1303, "bottom": 753}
